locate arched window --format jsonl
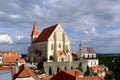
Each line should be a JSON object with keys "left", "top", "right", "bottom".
{"left": 58, "top": 43, "right": 61, "bottom": 48}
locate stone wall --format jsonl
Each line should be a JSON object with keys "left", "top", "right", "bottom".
{"left": 43, "top": 60, "right": 88, "bottom": 75}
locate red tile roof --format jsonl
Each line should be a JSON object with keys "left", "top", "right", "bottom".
{"left": 72, "top": 52, "right": 78, "bottom": 56}
{"left": 49, "top": 69, "right": 104, "bottom": 80}
{"left": 0, "top": 51, "right": 25, "bottom": 64}
{"left": 77, "top": 76, "right": 104, "bottom": 80}
{"left": 57, "top": 51, "right": 67, "bottom": 56}
{"left": 31, "top": 21, "right": 39, "bottom": 36}
{"left": 90, "top": 65, "right": 102, "bottom": 71}
{"left": 51, "top": 71, "right": 75, "bottom": 80}
{"left": 0, "top": 66, "right": 11, "bottom": 70}
{"left": 14, "top": 64, "right": 39, "bottom": 80}
{"left": 35, "top": 24, "right": 58, "bottom": 42}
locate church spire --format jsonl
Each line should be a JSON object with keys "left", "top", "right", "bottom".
{"left": 31, "top": 21, "right": 39, "bottom": 43}
{"left": 79, "top": 43, "right": 83, "bottom": 50}
{"left": 31, "top": 21, "right": 38, "bottom": 36}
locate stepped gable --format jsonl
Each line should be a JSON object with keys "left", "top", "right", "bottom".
{"left": 35, "top": 23, "right": 58, "bottom": 43}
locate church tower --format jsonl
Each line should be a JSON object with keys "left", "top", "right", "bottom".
{"left": 31, "top": 21, "right": 38, "bottom": 43}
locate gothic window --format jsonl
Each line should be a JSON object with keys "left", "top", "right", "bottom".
{"left": 58, "top": 43, "right": 61, "bottom": 48}
{"left": 66, "top": 45, "right": 68, "bottom": 50}
{"left": 51, "top": 44, "right": 54, "bottom": 50}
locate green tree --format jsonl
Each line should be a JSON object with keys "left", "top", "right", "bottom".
{"left": 76, "top": 63, "right": 83, "bottom": 72}
{"left": 49, "top": 55, "right": 54, "bottom": 60}
{"left": 113, "top": 56, "right": 120, "bottom": 80}
{"left": 84, "top": 66, "right": 90, "bottom": 76}
{"left": 0, "top": 64, "right": 2, "bottom": 67}
{"left": 43, "top": 56, "right": 47, "bottom": 61}
{"left": 105, "top": 72, "right": 115, "bottom": 80}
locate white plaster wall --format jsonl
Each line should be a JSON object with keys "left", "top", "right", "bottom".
{"left": 15, "top": 77, "right": 35, "bottom": 80}
{"left": 0, "top": 57, "right": 2, "bottom": 64}
{"left": 87, "top": 59, "right": 99, "bottom": 67}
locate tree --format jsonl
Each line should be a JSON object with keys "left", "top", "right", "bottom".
{"left": 84, "top": 66, "right": 90, "bottom": 76}
{"left": 113, "top": 56, "right": 120, "bottom": 80}
{"left": 49, "top": 55, "right": 54, "bottom": 60}
{"left": 43, "top": 56, "right": 47, "bottom": 61}
{"left": 76, "top": 63, "right": 83, "bottom": 72}
{"left": 105, "top": 72, "right": 115, "bottom": 80}
{"left": 0, "top": 64, "right": 2, "bottom": 67}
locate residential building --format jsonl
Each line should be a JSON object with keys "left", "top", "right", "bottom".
{"left": 28, "top": 22, "right": 72, "bottom": 62}
{"left": 14, "top": 64, "right": 39, "bottom": 80}
{"left": 90, "top": 65, "right": 108, "bottom": 77}
{"left": 0, "top": 51, "right": 25, "bottom": 66}
{"left": 77, "top": 43, "right": 98, "bottom": 67}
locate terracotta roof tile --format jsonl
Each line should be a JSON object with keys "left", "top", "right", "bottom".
{"left": 35, "top": 24, "right": 58, "bottom": 42}
{"left": 72, "top": 52, "right": 78, "bottom": 56}
{"left": 0, "top": 51, "right": 25, "bottom": 64}
{"left": 57, "top": 51, "right": 67, "bottom": 56}
{"left": 78, "top": 76, "right": 104, "bottom": 80}
{"left": 0, "top": 66, "right": 11, "bottom": 70}
{"left": 90, "top": 65, "right": 102, "bottom": 71}
{"left": 51, "top": 71, "right": 75, "bottom": 80}
{"left": 50, "top": 69, "right": 104, "bottom": 80}
{"left": 14, "top": 64, "right": 39, "bottom": 80}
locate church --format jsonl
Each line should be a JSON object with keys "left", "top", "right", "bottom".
{"left": 28, "top": 22, "right": 72, "bottom": 62}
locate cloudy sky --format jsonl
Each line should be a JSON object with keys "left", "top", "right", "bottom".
{"left": 0, "top": 0, "right": 120, "bottom": 54}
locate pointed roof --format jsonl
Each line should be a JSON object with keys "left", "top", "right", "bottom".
{"left": 31, "top": 21, "right": 38, "bottom": 36}
{"left": 57, "top": 51, "right": 67, "bottom": 56}
{"left": 35, "top": 23, "right": 58, "bottom": 43}
{"left": 14, "top": 64, "right": 39, "bottom": 80}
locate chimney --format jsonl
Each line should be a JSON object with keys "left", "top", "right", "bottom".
{"left": 75, "top": 70, "right": 80, "bottom": 78}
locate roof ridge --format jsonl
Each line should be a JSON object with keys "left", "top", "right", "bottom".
{"left": 35, "top": 23, "right": 59, "bottom": 42}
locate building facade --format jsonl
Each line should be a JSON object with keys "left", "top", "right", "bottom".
{"left": 77, "top": 43, "right": 98, "bottom": 67}
{"left": 28, "top": 22, "right": 72, "bottom": 62}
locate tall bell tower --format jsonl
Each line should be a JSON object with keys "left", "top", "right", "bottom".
{"left": 31, "top": 21, "right": 39, "bottom": 43}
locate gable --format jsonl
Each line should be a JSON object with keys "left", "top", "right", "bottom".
{"left": 14, "top": 64, "right": 39, "bottom": 80}
{"left": 35, "top": 24, "right": 58, "bottom": 43}
{"left": 48, "top": 24, "right": 70, "bottom": 42}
